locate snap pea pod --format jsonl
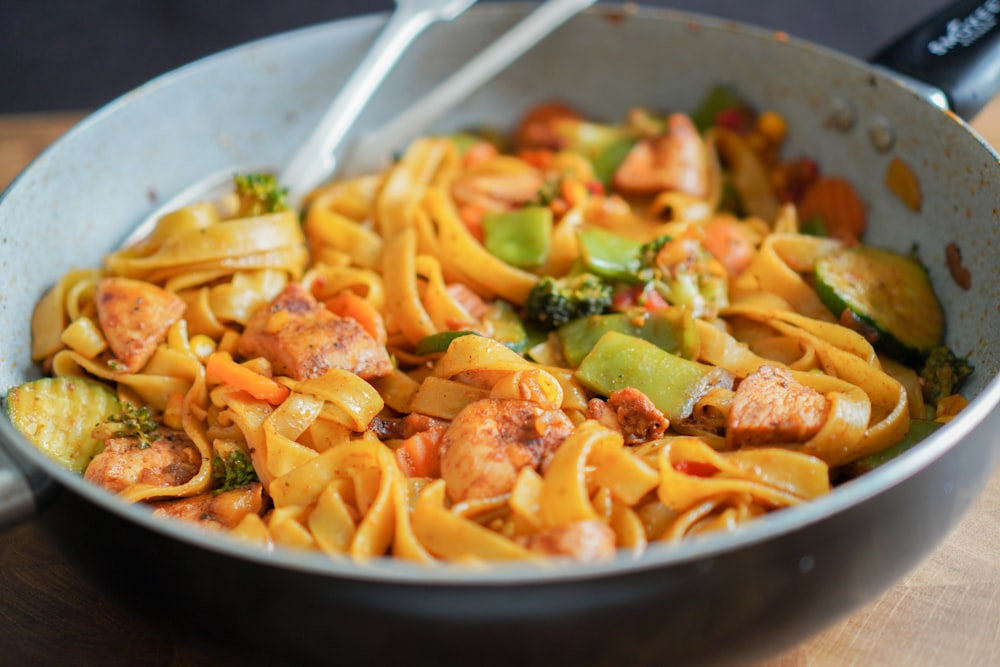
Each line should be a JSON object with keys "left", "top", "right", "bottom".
{"left": 575, "top": 331, "right": 732, "bottom": 422}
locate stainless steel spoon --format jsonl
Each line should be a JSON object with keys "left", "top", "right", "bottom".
{"left": 125, "top": 0, "right": 595, "bottom": 245}
{"left": 125, "top": 0, "right": 476, "bottom": 245}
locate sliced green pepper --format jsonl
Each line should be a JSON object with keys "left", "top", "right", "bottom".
{"left": 575, "top": 331, "right": 731, "bottom": 422}
{"left": 482, "top": 206, "right": 553, "bottom": 269}
{"left": 557, "top": 307, "right": 698, "bottom": 367}
{"left": 591, "top": 136, "right": 637, "bottom": 187}
{"left": 415, "top": 330, "right": 480, "bottom": 356}
{"left": 577, "top": 227, "right": 644, "bottom": 283}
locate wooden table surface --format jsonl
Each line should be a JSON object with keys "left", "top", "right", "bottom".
{"left": 1, "top": 104, "right": 998, "bottom": 667}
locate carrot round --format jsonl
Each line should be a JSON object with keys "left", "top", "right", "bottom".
{"left": 395, "top": 428, "right": 445, "bottom": 478}
{"left": 796, "top": 176, "right": 867, "bottom": 243}
{"left": 205, "top": 351, "right": 289, "bottom": 405}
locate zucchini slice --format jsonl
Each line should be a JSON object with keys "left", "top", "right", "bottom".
{"left": 814, "top": 245, "right": 944, "bottom": 365}
{"left": 5, "top": 376, "right": 121, "bottom": 473}
{"left": 840, "top": 418, "right": 942, "bottom": 478}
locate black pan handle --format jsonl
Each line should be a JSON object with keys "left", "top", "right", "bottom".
{"left": 871, "top": 0, "right": 1000, "bottom": 119}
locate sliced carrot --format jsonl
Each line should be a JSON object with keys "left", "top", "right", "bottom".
{"left": 884, "top": 156, "right": 922, "bottom": 212}
{"left": 458, "top": 204, "right": 486, "bottom": 242}
{"left": 796, "top": 176, "right": 867, "bottom": 243}
{"left": 394, "top": 427, "right": 445, "bottom": 478}
{"left": 674, "top": 460, "right": 719, "bottom": 477}
{"left": 205, "top": 351, "right": 289, "bottom": 405}
{"left": 516, "top": 148, "right": 555, "bottom": 171}
{"left": 324, "top": 290, "right": 388, "bottom": 344}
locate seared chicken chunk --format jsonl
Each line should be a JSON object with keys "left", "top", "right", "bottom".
{"left": 613, "top": 113, "right": 708, "bottom": 197}
{"left": 522, "top": 519, "right": 617, "bottom": 562}
{"left": 84, "top": 429, "right": 200, "bottom": 493}
{"left": 96, "top": 277, "right": 186, "bottom": 373}
{"left": 238, "top": 283, "right": 392, "bottom": 381}
{"left": 726, "top": 365, "right": 829, "bottom": 449}
{"left": 150, "top": 483, "right": 265, "bottom": 530}
{"left": 586, "top": 387, "right": 670, "bottom": 445}
{"left": 440, "top": 398, "right": 574, "bottom": 502}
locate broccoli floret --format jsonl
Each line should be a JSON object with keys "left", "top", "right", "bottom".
{"left": 920, "top": 346, "right": 973, "bottom": 405}
{"left": 638, "top": 234, "right": 673, "bottom": 269}
{"left": 94, "top": 402, "right": 159, "bottom": 449}
{"left": 524, "top": 273, "right": 613, "bottom": 331}
{"left": 211, "top": 449, "right": 259, "bottom": 495}
{"left": 234, "top": 172, "right": 289, "bottom": 217}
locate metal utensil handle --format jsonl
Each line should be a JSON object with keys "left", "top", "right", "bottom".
{"left": 344, "top": 0, "right": 596, "bottom": 174}
{"left": 871, "top": 0, "right": 1000, "bottom": 118}
{"left": 0, "top": 427, "right": 41, "bottom": 529}
{"left": 279, "top": 0, "right": 477, "bottom": 203}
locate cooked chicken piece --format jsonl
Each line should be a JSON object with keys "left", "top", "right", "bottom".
{"left": 238, "top": 283, "right": 392, "bottom": 381}
{"left": 586, "top": 387, "right": 670, "bottom": 445}
{"left": 440, "top": 398, "right": 574, "bottom": 502}
{"left": 95, "top": 277, "right": 186, "bottom": 373}
{"left": 726, "top": 365, "right": 830, "bottom": 449}
{"left": 369, "top": 412, "right": 450, "bottom": 441}
{"left": 613, "top": 113, "right": 708, "bottom": 197}
{"left": 150, "top": 483, "right": 265, "bottom": 530}
{"left": 84, "top": 430, "right": 200, "bottom": 493}
{"left": 513, "top": 101, "right": 582, "bottom": 151}
{"left": 522, "top": 519, "right": 617, "bottom": 562}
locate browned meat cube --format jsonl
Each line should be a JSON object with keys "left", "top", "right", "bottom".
{"left": 726, "top": 365, "right": 829, "bottom": 449}
{"left": 613, "top": 113, "right": 708, "bottom": 197}
{"left": 238, "top": 283, "right": 392, "bottom": 381}
{"left": 522, "top": 519, "right": 617, "bottom": 562}
{"left": 586, "top": 387, "right": 670, "bottom": 445}
{"left": 150, "top": 483, "right": 264, "bottom": 530}
{"left": 84, "top": 430, "right": 200, "bottom": 493}
{"left": 96, "top": 277, "right": 186, "bottom": 373}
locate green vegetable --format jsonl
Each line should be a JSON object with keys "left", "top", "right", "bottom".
{"left": 840, "top": 419, "right": 942, "bottom": 478}
{"left": 814, "top": 245, "right": 945, "bottom": 366}
{"left": 96, "top": 402, "right": 160, "bottom": 449}
{"left": 799, "top": 215, "right": 828, "bottom": 237}
{"left": 481, "top": 299, "right": 529, "bottom": 354}
{"left": 920, "top": 346, "right": 974, "bottom": 405}
{"left": 691, "top": 85, "right": 752, "bottom": 133}
{"left": 447, "top": 132, "right": 486, "bottom": 155}
{"left": 591, "top": 136, "right": 637, "bottom": 187}
{"left": 523, "top": 273, "right": 614, "bottom": 331}
{"left": 577, "top": 227, "right": 645, "bottom": 283}
{"left": 211, "top": 449, "right": 259, "bottom": 495}
{"left": 575, "top": 331, "right": 732, "bottom": 422}
{"left": 482, "top": 206, "right": 553, "bottom": 269}
{"left": 415, "top": 330, "right": 480, "bottom": 356}
{"left": 445, "top": 128, "right": 505, "bottom": 154}
{"left": 234, "top": 172, "right": 289, "bottom": 217}
{"left": 5, "top": 376, "right": 121, "bottom": 473}
{"left": 557, "top": 308, "right": 698, "bottom": 367}
{"left": 650, "top": 236, "right": 729, "bottom": 318}
{"left": 548, "top": 118, "right": 638, "bottom": 187}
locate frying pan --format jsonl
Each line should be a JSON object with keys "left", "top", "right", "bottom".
{"left": 2, "top": 2, "right": 999, "bottom": 665}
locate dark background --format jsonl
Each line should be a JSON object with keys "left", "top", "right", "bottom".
{"left": 3, "top": 0, "right": 951, "bottom": 113}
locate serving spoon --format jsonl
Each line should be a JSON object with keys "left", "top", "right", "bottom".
{"left": 124, "top": 0, "right": 595, "bottom": 246}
